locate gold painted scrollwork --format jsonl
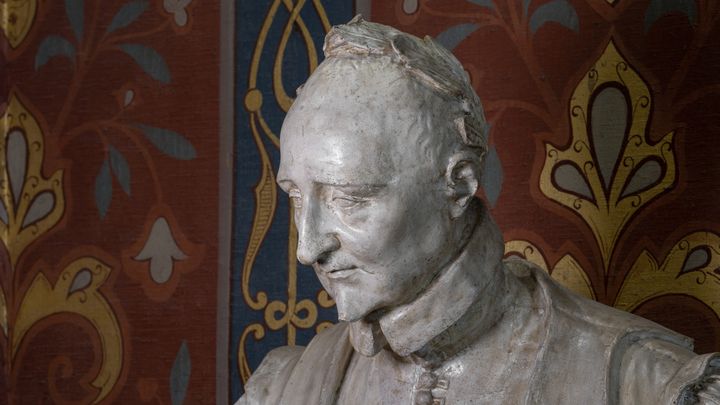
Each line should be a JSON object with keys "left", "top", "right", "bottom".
{"left": 315, "top": 290, "right": 335, "bottom": 333}
{"left": 540, "top": 40, "right": 676, "bottom": 272}
{"left": 505, "top": 240, "right": 595, "bottom": 300}
{"left": 13, "top": 257, "right": 122, "bottom": 403}
{"left": 238, "top": 0, "right": 334, "bottom": 384}
{"left": 0, "top": 0, "right": 38, "bottom": 48}
{"left": 1, "top": 91, "right": 65, "bottom": 266}
{"left": 615, "top": 232, "right": 720, "bottom": 318}
{"left": 241, "top": 146, "right": 275, "bottom": 311}
{"left": 238, "top": 324, "right": 265, "bottom": 383}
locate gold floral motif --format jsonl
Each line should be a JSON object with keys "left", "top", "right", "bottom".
{"left": 508, "top": 233, "right": 720, "bottom": 321}
{"left": 0, "top": 0, "right": 38, "bottom": 48}
{"left": 540, "top": 40, "right": 676, "bottom": 272}
{"left": 1, "top": 91, "right": 65, "bottom": 266}
{"left": 505, "top": 240, "right": 595, "bottom": 300}
{"left": 13, "top": 257, "right": 122, "bottom": 403}
{"left": 615, "top": 232, "right": 720, "bottom": 318}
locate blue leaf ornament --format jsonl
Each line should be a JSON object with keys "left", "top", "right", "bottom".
{"left": 644, "top": 0, "right": 697, "bottom": 32}
{"left": 95, "top": 158, "right": 112, "bottom": 218}
{"left": 170, "top": 341, "right": 191, "bottom": 405}
{"left": 107, "top": 0, "right": 149, "bottom": 33}
{"left": 65, "top": 0, "right": 84, "bottom": 42}
{"left": 435, "top": 23, "right": 480, "bottom": 51}
{"left": 529, "top": 0, "right": 579, "bottom": 34}
{"left": 35, "top": 36, "right": 76, "bottom": 70}
{"left": 108, "top": 145, "right": 131, "bottom": 195}
{"left": 466, "top": 0, "right": 495, "bottom": 11}
{"left": 482, "top": 145, "right": 504, "bottom": 208}
{"left": 119, "top": 43, "right": 171, "bottom": 84}
{"left": 523, "top": 0, "right": 532, "bottom": 16}
{"left": 135, "top": 124, "right": 197, "bottom": 160}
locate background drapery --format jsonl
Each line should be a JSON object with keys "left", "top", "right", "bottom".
{"left": 2, "top": 0, "right": 719, "bottom": 403}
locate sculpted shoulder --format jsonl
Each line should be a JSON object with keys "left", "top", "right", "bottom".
{"left": 506, "top": 257, "right": 720, "bottom": 404}
{"left": 235, "top": 345, "right": 304, "bottom": 405}
{"left": 236, "top": 322, "right": 351, "bottom": 405}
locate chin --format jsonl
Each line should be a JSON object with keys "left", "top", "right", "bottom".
{"left": 337, "top": 311, "right": 361, "bottom": 323}
{"left": 336, "top": 303, "right": 367, "bottom": 323}
{"left": 334, "top": 293, "right": 376, "bottom": 323}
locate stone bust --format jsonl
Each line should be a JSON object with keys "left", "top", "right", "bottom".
{"left": 237, "top": 16, "right": 720, "bottom": 405}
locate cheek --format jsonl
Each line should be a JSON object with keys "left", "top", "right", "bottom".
{"left": 335, "top": 210, "right": 404, "bottom": 263}
{"left": 393, "top": 185, "right": 445, "bottom": 234}
{"left": 336, "top": 179, "right": 446, "bottom": 260}
{"left": 349, "top": 200, "right": 434, "bottom": 261}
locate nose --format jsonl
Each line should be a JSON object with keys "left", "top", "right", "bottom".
{"left": 295, "top": 199, "right": 340, "bottom": 265}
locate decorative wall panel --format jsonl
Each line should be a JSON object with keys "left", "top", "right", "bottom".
{"left": 230, "top": 0, "right": 352, "bottom": 400}
{"left": 2, "top": 1, "right": 222, "bottom": 403}
{"left": 4, "top": 0, "right": 719, "bottom": 403}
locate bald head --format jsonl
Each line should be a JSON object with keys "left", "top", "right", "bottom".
{"left": 275, "top": 19, "right": 487, "bottom": 322}
{"left": 280, "top": 56, "right": 462, "bottom": 186}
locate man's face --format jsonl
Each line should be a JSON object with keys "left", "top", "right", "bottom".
{"left": 277, "top": 59, "right": 460, "bottom": 322}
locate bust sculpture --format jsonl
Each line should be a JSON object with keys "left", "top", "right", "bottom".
{"left": 237, "top": 16, "right": 720, "bottom": 404}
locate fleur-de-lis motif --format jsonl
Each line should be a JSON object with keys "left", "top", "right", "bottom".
{"left": 539, "top": 40, "right": 676, "bottom": 271}
{"left": 615, "top": 232, "right": 720, "bottom": 319}
{"left": 507, "top": 234, "right": 720, "bottom": 322}
{"left": 0, "top": 91, "right": 64, "bottom": 266}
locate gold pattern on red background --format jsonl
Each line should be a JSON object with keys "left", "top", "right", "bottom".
{"left": 0, "top": 91, "right": 64, "bottom": 266}
{"left": 0, "top": 0, "right": 37, "bottom": 48}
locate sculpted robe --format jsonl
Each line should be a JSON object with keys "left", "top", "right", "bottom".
{"left": 237, "top": 216, "right": 720, "bottom": 404}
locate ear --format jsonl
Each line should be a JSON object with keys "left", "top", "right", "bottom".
{"left": 444, "top": 151, "right": 480, "bottom": 219}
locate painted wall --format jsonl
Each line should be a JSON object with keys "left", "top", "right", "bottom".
{"left": 2, "top": 1, "right": 222, "bottom": 403}
{"left": 2, "top": 0, "right": 719, "bottom": 403}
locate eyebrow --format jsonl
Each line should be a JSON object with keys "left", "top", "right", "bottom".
{"left": 276, "top": 180, "right": 386, "bottom": 192}
{"left": 324, "top": 183, "right": 387, "bottom": 192}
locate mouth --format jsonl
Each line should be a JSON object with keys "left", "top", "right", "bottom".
{"left": 322, "top": 266, "right": 359, "bottom": 279}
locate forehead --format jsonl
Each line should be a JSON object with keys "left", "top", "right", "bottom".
{"left": 278, "top": 58, "right": 427, "bottom": 185}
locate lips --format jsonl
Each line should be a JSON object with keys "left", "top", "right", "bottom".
{"left": 321, "top": 266, "right": 358, "bottom": 279}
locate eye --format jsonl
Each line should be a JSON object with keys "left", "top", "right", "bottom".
{"left": 288, "top": 189, "right": 302, "bottom": 209}
{"left": 331, "top": 194, "right": 366, "bottom": 210}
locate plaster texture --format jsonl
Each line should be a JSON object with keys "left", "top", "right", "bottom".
{"left": 237, "top": 16, "right": 720, "bottom": 404}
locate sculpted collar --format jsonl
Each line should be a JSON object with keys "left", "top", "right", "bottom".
{"left": 349, "top": 207, "right": 510, "bottom": 362}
